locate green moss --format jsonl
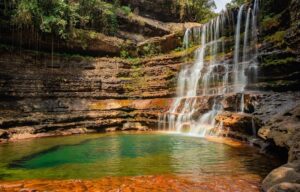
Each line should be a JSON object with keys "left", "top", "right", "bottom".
{"left": 174, "top": 47, "right": 185, "bottom": 52}
{"left": 262, "top": 57, "right": 296, "bottom": 67}
{"left": 68, "top": 29, "right": 98, "bottom": 49}
{"left": 120, "top": 50, "right": 130, "bottom": 59}
{"left": 265, "top": 31, "right": 285, "bottom": 45}
{"left": 122, "top": 59, "right": 147, "bottom": 92}
{"left": 261, "top": 16, "right": 280, "bottom": 32}
{"left": 258, "top": 80, "right": 300, "bottom": 91}
{"left": 141, "top": 43, "right": 161, "bottom": 56}
{"left": 127, "top": 58, "right": 141, "bottom": 65}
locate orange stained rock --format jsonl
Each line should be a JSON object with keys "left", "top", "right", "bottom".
{"left": 0, "top": 174, "right": 262, "bottom": 192}
{"left": 206, "top": 136, "right": 244, "bottom": 148}
{"left": 89, "top": 98, "right": 173, "bottom": 111}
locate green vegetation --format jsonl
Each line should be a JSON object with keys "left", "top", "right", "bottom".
{"left": 177, "top": 0, "right": 217, "bottom": 23}
{"left": 141, "top": 44, "right": 161, "bottom": 57}
{"left": 262, "top": 57, "right": 296, "bottom": 67}
{"left": 2, "top": 0, "right": 218, "bottom": 39}
{"left": 120, "top": 50, "right": 131, "bottom": 59}
{"left": 127, "top": 58, "right": 141, "bottom": 65}
{"left": 226, "top": 0, "right": 250, "bottom": 9}
{"left": 0, "top": 0, "right": 220, "bottom": 57}
{"left": 265, "top": 31, "right": 285, "bottom": 45}
{"left": 123, "top": 65, "right": 147, "bottom": 92}
{"left": 261, "top": 15, "right": 280, "bottom": 32}
{"left": 2, "top": 0, "right": 126, "bottom": 39}
{"left": 121, "top": 6, "right": 131, "bottom": 15}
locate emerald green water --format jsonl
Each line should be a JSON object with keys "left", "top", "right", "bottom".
{"left": 0, "top": 133, "right": 281, "bottom": 180}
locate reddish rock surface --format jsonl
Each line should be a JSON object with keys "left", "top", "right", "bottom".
{"left": 0, "top": 174, "right": 262, "bottom": 192}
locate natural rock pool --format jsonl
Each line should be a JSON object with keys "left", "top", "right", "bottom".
{"left": 0, "top": 133, "right": 281, "bottom": 182}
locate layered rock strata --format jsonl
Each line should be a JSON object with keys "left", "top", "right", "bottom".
{"left": 0, "top": 49, "right": 192, "bottom": 141}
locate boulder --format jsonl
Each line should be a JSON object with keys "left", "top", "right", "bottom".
{"left": 262, "top": 161, "right": 300, "bottom": 192}
{"left": 268, "top": 182, "right": 300, "bottom": 192}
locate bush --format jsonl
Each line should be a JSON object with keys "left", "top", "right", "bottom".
{"left": 121, "top": 6, "right": 131, "bottom": 15}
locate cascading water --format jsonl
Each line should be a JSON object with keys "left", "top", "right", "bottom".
{"left": 159, "top": 1, "right": 259, "bottom": 136}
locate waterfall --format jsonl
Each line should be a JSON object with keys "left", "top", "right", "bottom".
{"left": 233, "top": 5, "right": 245, "bottom": 93}
{"left": 240, "top": 7, "right": 252, "bottom": 112}
{"left": 160, "top": 1, "right": 260, "bottom": 136}
{"left": 250, "top": 0, "right": 259, "bottom": 83}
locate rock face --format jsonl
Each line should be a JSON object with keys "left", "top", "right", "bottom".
{"left": 119, "top": 0, "right": 181, "bottom": 22}
{"left": 258, "top": 101, "right": 300, "bottom": 191}
{"left": 258, "top": 104, "right": 300, "bottom": 151}
{"left": 250, "top": 0, "right": 300, "bottom": 190}
{"left": 255, "top": 0, "right": 300, "bottom": 92}
{"left": 0, "top": 49, "right": 188, "bottom": 141}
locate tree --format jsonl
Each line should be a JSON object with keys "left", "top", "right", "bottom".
{"left": 11, "top": 0, "right": 76, "bottom": 38}
{"left": 9, "top": 0, "right": 120, "bottom": 39}
{"left": 226, "top": 0, "right": 250, "bottom": 9}
{"left": 178, "top": 0, "right": 217, "bottom": 23}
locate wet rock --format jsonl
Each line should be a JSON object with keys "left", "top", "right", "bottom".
{"left": 7, "top": 127, "right": 36, "bottom": 140}
{"left": 105, "top": 127, "right": 119, "bottom": 132}
{"left": 122, "top": 122, "right": 148, "bottom": 131}
{"left": 262, "top": 161, "right": 300, "bottom": 192}
{"left": 268, "top": 182, "right": 300, "bottom": 192}
{"left": 215, "top": 112, "right": 260, "bottom": 136}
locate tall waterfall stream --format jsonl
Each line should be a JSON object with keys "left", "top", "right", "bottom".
{"left": 159, "top": 0, "right": 260, "bottom": 136}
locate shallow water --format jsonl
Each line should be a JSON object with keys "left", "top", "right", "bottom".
{"left": 0, "top": 132, "right": 281, "bottom": 180}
